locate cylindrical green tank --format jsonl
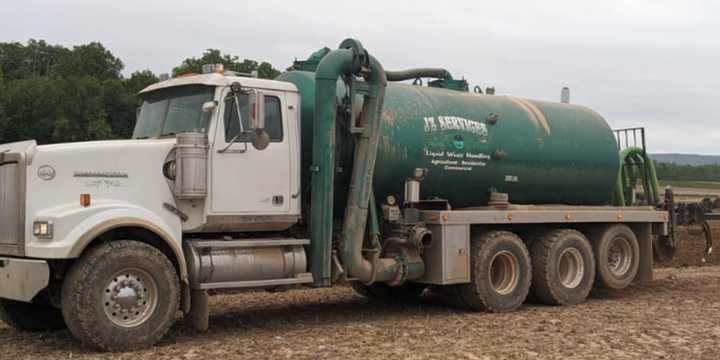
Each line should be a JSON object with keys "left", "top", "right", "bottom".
{"left": 277, "top": 70, "right": 619, "bottom": 208}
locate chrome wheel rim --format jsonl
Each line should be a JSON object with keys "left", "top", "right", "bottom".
{"left": 557, "top": 247, "right": 584, "bottom": 288}
{"left": 103, "top": 268, "right": 158, "bottom": 328}
{"left": 489, "top": 250, "right": 519, "bottom": 295}
{"left": 608, "top": 237, "right": 632, "bottom": 277}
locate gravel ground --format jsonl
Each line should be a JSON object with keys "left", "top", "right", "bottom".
{"left": 2, "top": 226, "right": 720, "bottom": 359}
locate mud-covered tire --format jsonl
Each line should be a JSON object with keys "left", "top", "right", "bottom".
{"left": 61, "top": 240, "right": 180, "bottom": 351}
{"left": 0, "top": 298, "right": 66, "bottom": 332}
{"left": 350, "top": 282, "right": 427, "bottom": 302}
{"left": 455, "top": 231, "right": 531, "bottom": 312}
{"left": 591, "top": 225, "right": 640, "bottom": 290}
{"left": 530, "top": 229, "right": 595, "bottom": 305}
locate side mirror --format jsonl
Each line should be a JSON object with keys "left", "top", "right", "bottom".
{"left": 250, "top": 129, "right": 270, "bottom": 150}
{"left": 201, "top": 101, "right": 217, "bottom": 114}
{"left": 248, "top": 91, "right": 266, "bottom": 131}
{"left": 200, "top": 101, "right": 217, "bottom": 130}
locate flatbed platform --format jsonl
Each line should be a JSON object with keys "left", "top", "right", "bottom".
{"left": 421, "top": 205, "right": 668, "bottom": 225}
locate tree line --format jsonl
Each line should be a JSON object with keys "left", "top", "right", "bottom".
{"left": 0, "top": 39, "right": 281, "bottom": 144}
{"left": 654, "top": 161, "right": 720, "bottom": 182}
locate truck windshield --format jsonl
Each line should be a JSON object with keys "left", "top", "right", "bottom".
{"left": 132, "top": 85, "right": 215, "bottom": 139}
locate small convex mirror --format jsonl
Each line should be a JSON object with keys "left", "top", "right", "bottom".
{"left": 250, "top": 129, "right": 270, "bottom": 150}
{"left": 201, "top": 101, "right": 217, "bottom": 113}
{"left": 230, "top": 81, "right": 243, "bottom": 93}
{"left": 200, "top": 101, "right": 217, "bottom": 131}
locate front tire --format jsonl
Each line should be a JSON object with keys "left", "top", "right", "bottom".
{"left": 454, "top": 231, "right": 532, "bottom": 312}
{"left": 61, "top": 240, "right": 180, "bottom": 351}
{"left": 0, "top": 298, "right": 66, "bottom": 332}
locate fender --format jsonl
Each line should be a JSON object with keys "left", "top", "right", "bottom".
{"left": 26, "top": 202, "right": 188, "bottom": 282}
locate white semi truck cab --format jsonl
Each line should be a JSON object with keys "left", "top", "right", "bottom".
{"left": 0, "top": 40, "right": 677, "bottom": 352}
{"left": 0, "top": 69, "right": 316, "bottom": 348}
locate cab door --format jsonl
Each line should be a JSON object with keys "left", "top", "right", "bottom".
{"left": 209, "top": 88, "right": 291, "bottom": 214}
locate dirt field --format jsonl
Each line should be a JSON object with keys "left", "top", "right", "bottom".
{"left": 661, "top": 222, "right": 720, "bottom": 268}
{"left": 2, "top": 224, "right": 720, "bottom": 359}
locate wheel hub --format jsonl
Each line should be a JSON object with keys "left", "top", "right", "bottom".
{"left": 608, "top": 237, "right": 632, "bottom": 277}
{"left": 489, "top": 250, "right": 519, "bottom": 295}
{"left": 557, "top": 247, "right": 584, "bottom": 289}
{"left": 103, "top": 269, "right": 157, "bottom": 328}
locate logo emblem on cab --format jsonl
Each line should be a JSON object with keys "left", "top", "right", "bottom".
{"left": 37, "top": 165, "right": 56, "bottom": 181}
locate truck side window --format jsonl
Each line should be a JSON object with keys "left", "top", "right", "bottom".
{"left": 223, "top": 94, "right": 251, "bottom": 143}
{"left": 223, "top": 94, "right": 283, "bottom": 143}
{"left": 264, "top": 96, "right": 283, "bottom": 142}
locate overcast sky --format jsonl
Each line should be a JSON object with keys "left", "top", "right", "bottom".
{"left": 2, "top": 0, "right": 718, "bottom": 154}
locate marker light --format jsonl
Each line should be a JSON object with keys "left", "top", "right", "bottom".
{"left": 80, "top": 193, "right": 91, "bottom": 207}
{"left": 33, "top": 221, "right": 54, "bottom": 239}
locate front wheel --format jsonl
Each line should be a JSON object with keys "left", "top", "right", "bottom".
{"left": 61, "top": 240, "right": 180, "bottom": 351}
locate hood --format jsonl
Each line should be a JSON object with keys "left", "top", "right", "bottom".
{"left": 25, "top": 137, "right": 179, "bottom": 230}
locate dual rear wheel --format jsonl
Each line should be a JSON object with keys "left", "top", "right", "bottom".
{"left": 530, "top": 229, "right": 595, "bottom": 305}
{"left": 441, "top": 225, "right": 640, "bottom": 311}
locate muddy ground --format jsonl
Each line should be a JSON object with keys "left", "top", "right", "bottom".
{"left": 2, "top": 223, "right": 720, "bottom": 359}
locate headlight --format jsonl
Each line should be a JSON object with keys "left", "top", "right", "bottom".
{"left": 33, "top": 221, "right": 54, "bottom": 239}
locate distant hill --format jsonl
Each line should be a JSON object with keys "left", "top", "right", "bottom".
{"left": 650, "top": 153, "right": 720, "bottom": 166}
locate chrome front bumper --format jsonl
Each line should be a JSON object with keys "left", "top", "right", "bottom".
{"left": 0, "top": 257, "right": 49, "bottom": 302}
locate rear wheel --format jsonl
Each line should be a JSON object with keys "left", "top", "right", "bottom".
{"left": 61, "top": 240, "right": 180, "bottom": 351}
{"left": 530, "top": 229, "right": 595, "bottom": 305}
{"left": 454, "top": 231, "right": 531, "bottom": 312}
{"left": 591, "top": 225, "right": 640, "bottom": 290}
{"left": 0, "top": 298, "right": 66, "bottom": 332}
{"left": 350, "top": 282, "right": 427, "bottom": 302}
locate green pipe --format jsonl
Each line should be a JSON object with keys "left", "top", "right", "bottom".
{"left": 309, "top": 47, "right": 360, "bottom": 287}
{"left": 385, "top": 68, "right": 453, "bottom": 82}
{"left": 339, "top": 54, "right": 408, "bottom": 284}
{"left": 339, "top": 56, "right": 425, "bottom": 284}
{"left": 613, "top": 147, "right": 661, "bottom": 206}
{"left": 368, "top": 190, "right": 380, "bottom": 242}
{"left": 311, "top": 39, "right": 425, "bottom": 287}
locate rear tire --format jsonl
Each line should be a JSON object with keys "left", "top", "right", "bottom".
{"left": 454, "top": 231, "right": 531, "bottom": 312}
{"left": 0, "top": 298, "right": 66, "bottom": 332}
{"left": 350, "top": 282, "right": 427, "bottom": 302}
{"left": 530, "top": 229, "right": 595, "bottom": 305}
{"left": 61, "top": 240, "right": 180, "bottom": 351}
{"left": 591, "top": 225, "right": 640, "bottom": 290}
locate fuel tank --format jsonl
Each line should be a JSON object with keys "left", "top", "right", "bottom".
{"left": 277, "top": 70, "right": 619, "bottom": 208}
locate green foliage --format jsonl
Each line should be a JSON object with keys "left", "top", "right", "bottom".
{"left": 56, "top": 42, "right": 124, "bottom": 80}
{"left": 124, "top": 70, "right": 158, "bottom": 94}
{"left": 0, "top": 40, "right": 122, "bottom": 80}
{"left": 0, "top": 76, "right": 112, "bottom": 143}
{"left": 655, "top": 161, "right": 720, "bottom": 182}
{"left": 0, "top": 40, "right": 283, "bottom": 144}
{"left": 173, "top": 49, "right": 280, "bottom": 79}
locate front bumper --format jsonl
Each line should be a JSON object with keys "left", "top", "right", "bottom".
{"left": 0, "top": 257, "right": 49, "bottom": 302}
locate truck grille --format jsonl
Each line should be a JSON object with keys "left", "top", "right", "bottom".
{"left": 0, "top": 161, "right": 24, "bottom": 256}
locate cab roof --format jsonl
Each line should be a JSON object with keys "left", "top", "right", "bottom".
{"left": 139, "top": 72, "right": 298, "bottom": 94}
